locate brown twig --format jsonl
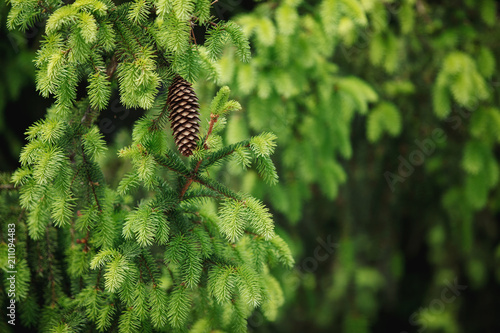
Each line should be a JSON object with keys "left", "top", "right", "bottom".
{"left": 178, "top": 114, "right": 219, "bottom": 200}
{"left": 191, "top": 178, "right": 239, "bottom": 201}
{"left": 139, "top": 254, "right": 157, "bottom": 287}
{"left": 81, "top": 149, "right": 102, "bottom": 213}
{"left": 70, "top": 164, "right": 83, "bottom": 188}
{"left": 203, "top": 114, "right": 219, "bottom": 150}
{"left": 150, "top": 95, "right": 170, "bottom": 131}
{"left": 82, "top": 230, "right": 90, "bottom": 253}
{"left": 95, "top": 268, "right": 102, "bottom": 290}
{"left": 79, "top": 144, "right": 102, "bottom": 253}
{"left": 106, "top": 54, "right": 118, "bottom": 79}
{"left": 0, "top": 184, "right": 17, "bottom": 190}
{"left": 190, "top": 23, "right": 197, "bottom": 45}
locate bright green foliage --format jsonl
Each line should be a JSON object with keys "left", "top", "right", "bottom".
{"left": 366, "top": 102, "right": 402, "bottom": 143}
{"left": 193, "top": 0, "right": 500, "bottom": 332}
{"left": 206, "top": 21, "right": 251, "bottom": 63}
{"left": 88, "top": 71, "right": 112, "bottom": 111}
{"left": 434, "top": 51, "right": 489, "bottom": 118}
{"left": 4, "top": 0, "right": 500, "bottom": 332}
{"left": 212, "top": 1, "right": 381, "bottom": 223}
{"left": 1, "top": 1, "right": 293, "bottom": 332}
{"left": 18, "top": 0, "right": 256, "bottom": 112}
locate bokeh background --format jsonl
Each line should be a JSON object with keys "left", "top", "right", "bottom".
{"left": 2, "top": 0, "right": 500, "bottom": 332}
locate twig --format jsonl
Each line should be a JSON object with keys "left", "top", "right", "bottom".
{"left": 190, "top": 23, "right": 197, "bottom": 45}
{"left": 192, "top": 177, "right": 240, "bottom": 201}
{"left": 82, "top": 230, "right": 90, "bottom": 253}
{"left": 95, "top": 268, "right": 102, "bottom": 290}
{"left": 178, "top": 114, "right": 219, "bottom": 200}
{"left": 203, "top": 114, "right": 219, "bottom": 150}
{"left": 0, "top": 184, "right": 17, "bottom": 190}
{"left": 150, "top": 96, "right": 170, "bottom": 131}
{"left": 106, "top": 53, "right": 118, "bottom": 79}
{"left": 139, "top": 254, "right": 157, "bottom": 287}
{"left": 79, "top": 146, "right": 101, "bottom": 253}
{"left": 70, "top": 164, "right": 83, "bottom": 188}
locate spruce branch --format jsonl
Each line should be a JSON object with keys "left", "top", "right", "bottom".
{"left": 82, "top": 149, "right": 102, "bottom": 213}
{"left": 192, "top": 175, "right": 242, "bottom": 201}
{"left": 150, "top": 98, "right": 170, "bottom": 131}
{"left": 153, "top": 151, "right": 191, "bottom": 176}
{"left": 5, "top": 0, "right": 293, "bottom": 330}
{"left": 178, "top": 113, "right": 219, "bottom": 200}
{"left": 198, "top": 140, "right": 251, "bottom": 171}
{"left": 70, "top": 164, "right": 84, "bottom": 188}
{"left": 139, "top": 253, "right": 157, "bottom": 287}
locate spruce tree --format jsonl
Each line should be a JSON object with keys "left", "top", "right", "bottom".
{"left": 1, "top": 1, "right": 293, "bottom": 332}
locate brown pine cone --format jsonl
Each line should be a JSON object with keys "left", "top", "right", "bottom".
{"left": 166, "top": 75, "right": 201, "bottom": 156}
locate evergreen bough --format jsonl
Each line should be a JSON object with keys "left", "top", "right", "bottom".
{"left": 2, "top": 1, "right": 293, "bottom": 332}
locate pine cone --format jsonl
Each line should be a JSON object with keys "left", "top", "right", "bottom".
{"left": 167, "top": 75, "right": 201, "bottom": 156}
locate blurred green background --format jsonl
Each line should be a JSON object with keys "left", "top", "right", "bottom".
{"left": 2, "top": 0, "right": 500, "bottom": 332}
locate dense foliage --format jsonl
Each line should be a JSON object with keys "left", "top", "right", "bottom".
{"left": 1, "top": 1, "right": 293, "bottom": 332}
{"left": 197, "top": 0, "right": 500, "bottom": 332}
{"left": 2, "top": 0, "right": 500, "bottom": 332}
